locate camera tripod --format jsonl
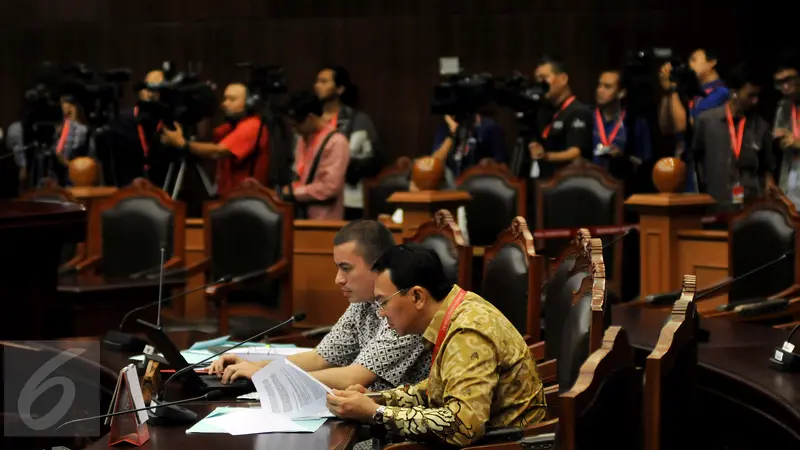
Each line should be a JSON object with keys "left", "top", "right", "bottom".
{"left": 162, "top": 154, "right": 215, "bottom": 200}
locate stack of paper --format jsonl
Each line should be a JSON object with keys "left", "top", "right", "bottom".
{"left": 186, "top": 407, "right": 327, "bottom": 435}
{"left": 226, "top": 346, "right": 311, "bottom": 362}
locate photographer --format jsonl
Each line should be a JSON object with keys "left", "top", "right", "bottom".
{"left": 773, "top": 57, "right": 800, "bottom": 206}
{"left": 315, "top": 65, "right": 381, "bottom": 220}
{"left": 692, "top": 63, "right": 775, "bottom": 204}
{"left": 283, "top": 90, "right": 349, "bottom": 220}
{"left": 431, "top": 112, "right": 506, "bottom": 186}
{"left": 528, "top": 55, "right": 592, "bottom": 179}
{"left": 160, "top": 82, "right": 269, "bottom": 197}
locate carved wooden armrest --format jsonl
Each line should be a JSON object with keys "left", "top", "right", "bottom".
{"left": 65, "top": 254, "right": 101, "bottom": 274}
{"left": 768, "top": 285, "right": 800, "bottom": 301}
{"left": 147, "top": 258, "right": 211, "bottom": 279}
{"left": 538, "top": 359, "right": 557, "bottom": 385}
{"left": 529, "top": 341, "right": 546, "bottom": 361}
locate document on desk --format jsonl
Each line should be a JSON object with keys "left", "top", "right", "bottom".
{"left": 226, "top": 346, "right": 312, "bottom": 362}
{"left": 251, "top": 358, "right": 334, "bottom": 419}
{"left": 186, "top": 407, "right": 327, "bottom": 435}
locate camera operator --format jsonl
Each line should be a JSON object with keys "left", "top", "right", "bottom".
{"left": 773, "top": 57, "right": 800, "bottom": 206}
{"left": 160, "top": 82, "right": 269, "bottom": 197}
{"left": 283, "top": 89, "right": 349, "bottom": 220}
{"left": 431, "top": 111, "right": 506, "bottom": 186}
{"left": 314, "top": 64, "right": 381, "bottom": 220}
{"left": 528, "top": 55, "right": 592, "bottom": 178}
{"left": 592, "top": 69, "right": 653, "bottom": 183}
{"left": 692, "top": 63, "right": 775, "bottom": 205}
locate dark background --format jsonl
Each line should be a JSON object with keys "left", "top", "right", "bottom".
{"left": 0, "top": 0, "right": 792, "bottom": 165}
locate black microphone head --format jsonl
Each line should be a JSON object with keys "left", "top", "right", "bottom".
{"left": 292, "top": 312, "right": 307, "bottom": 323}
{"left": 219, "top": 275, "right": 233, "bottom": 283}
{"left": 205, "top": 390, "right": 224, "bottom": 401}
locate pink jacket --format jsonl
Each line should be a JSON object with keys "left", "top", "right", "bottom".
{"left": 293, "top": 128, "right": 350, "bottom": 220}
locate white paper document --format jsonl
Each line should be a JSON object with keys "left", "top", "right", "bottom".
{"left": 186, "top": 407, "right": 327, "bottom": 435}
{"left": 251, "top": 359, "right": 334, "bottom": 419}
{"left": 227, "top": 346, "right": 311, "bottom": 362}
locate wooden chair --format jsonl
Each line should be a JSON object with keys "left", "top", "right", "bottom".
{"left": 554, "top": 326, "right": 640, "bottom": 450}
{"left": 536, "top": 159, "right": 624, "bottom": 299}
{"left": 644, "top": 275, "right": 699, "bottom": 450}
{"left": 193, "top": 179, "right": 294, "bottom": 337}
{"left": 642, "top": 189, "right": 800, "bottom": 323}
{"left": 482, "top": 216, "right": 545, "bottom": 342}
{"left": 64, "top": 177, "right": 185, "bottom": 277}
{"left": 456, "top": 158, "right": 526, "bottom": 246}
{"left": 405, "top": 209, "right": 472, "bottom": 291}
{"left": 363, "top": 157, "right": 411, "bottom": 218}
{"left": 19, "top": 178, "right": 85, "bottom": 271}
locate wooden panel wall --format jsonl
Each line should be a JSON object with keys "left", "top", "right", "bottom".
{"left": 0, "top": 0, "right": 787, "bottom": 170}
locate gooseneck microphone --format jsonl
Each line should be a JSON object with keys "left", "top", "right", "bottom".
{"left": 601, "top": 227, "right": 637, "bottom": 249}
{"left": 154, "top": 312, "right": 307, "bottom": 402}
{"left": 103, "top": 276, "right": 232, "bottom": 351}
{"left": 55, "top": 390, "right": 223, "bottom": 430}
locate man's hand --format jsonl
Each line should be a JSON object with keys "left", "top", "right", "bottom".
{"left": 346, "top": 384, "right": 368, "bottom": 394}
{"left": 610, "top": 145, "right": 623, "bottom": 158}
{"left": 529, "top": 142, "right": 545, "bottom": 160}
{"left": 220, "top": 361, "right": 262, "bottom": 384}
{"left": 160, "top": 122, "right": 186, "bottom": 148}
{"left": 445, "top": 115, "right": 458, "bottom": 135}
{"left": 326, "top": 389, "right": 379, "bottom": 422}
{"left": 659, "top": 62, "right": 676, "bottom": 91}
{"left": 208, "top": 354, "right": 244, "bottom": 376}
{"left": 776, "top": 128, "right": 799, "bottom": 150}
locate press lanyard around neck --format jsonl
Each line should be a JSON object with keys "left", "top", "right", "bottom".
{"left": 725, "top": 104, "right": 746, "bottom": 160}
{"left": 431, "top": 288, "right": 467, "bottom": 367}
{"left": 595, "top": 108, "right": 625, "bottom": 146}
{"left": 542, "top": 96, "right": 575, "bottom": 139}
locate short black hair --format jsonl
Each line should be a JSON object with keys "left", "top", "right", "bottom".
{"left": 695, "top": 47, "right": 719, "bottom": 63}
{"left": 333, "top": 219, "right": 396, "bottom": 265}
{"left": 726, "top": 63, "right": 763, "bottom": 90}
{"left": 600, "top": 69, "right": 626, "bottom": 89}
{"left": 318, "top": 64, "right": 359, "bottom": 106}
{"left": 371, "top": 243, "right": 452, "bottom": 301}
{"left": 537, "top": 55, "right": 568, "bottom": 75}
{"left": 285, "top": 89, "right": 323, "bottom": 122}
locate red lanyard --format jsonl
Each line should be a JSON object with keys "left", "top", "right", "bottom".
{"left": 133, "top": 106, "right": 163, "bottom": 159}
{"left": 542, "top": 96, "right": 576, "bottom": 139}
{"left": 792, "top": 104, "right": 800, "bottom": 138}
{"left": 431, "top": 288, "right": 467, "bottom": 367}
{"left": 55, "top": 120, "right": 70, "bottom": 154}
{"left": 725, "top": 104, "right": 746, "bottom": 160}
{"left": 595, "top": 108, "right": 625, "bottom": 147}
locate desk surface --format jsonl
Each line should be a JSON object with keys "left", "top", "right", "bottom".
{"left": 612, "top": 305, "right": 800, "bottom": 444}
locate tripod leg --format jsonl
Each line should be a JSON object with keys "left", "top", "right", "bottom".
{"left": 171, "top": 160, "right": 187, "bottom": 200}
{"left": 163, "top": 162, "right": 175, "bottom": 192}
{"left": 193, "top": 162, "right": 217, "bottom": 198}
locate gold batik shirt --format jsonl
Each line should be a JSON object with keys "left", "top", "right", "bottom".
{"left": 378, "top": 285, "right": 546, "bottom": 447}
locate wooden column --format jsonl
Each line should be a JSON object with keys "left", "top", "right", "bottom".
{"left": 386, "top": 191, "right": 471, "bottom": 239}
{"left": 625, "top": 193, "right": 715, "bottom": 297}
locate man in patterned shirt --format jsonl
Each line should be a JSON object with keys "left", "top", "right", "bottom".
{"left": 326, "top": 243, "right": 546, "bottom": 447}
{"left": 209, "top": 220, "right": 430, "bottom": 391}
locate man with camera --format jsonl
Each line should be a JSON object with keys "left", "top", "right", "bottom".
{"left": 431, "top": 111, "right": 506, "bottom": 185}
{"left": 160, "top": 82, "right": 269, "bottom": 197}
{"left": 692, "top": 63, "right": 775, "bottom": 205}
{"left": 773, "top": 57, "right": 800, "bottom": 206}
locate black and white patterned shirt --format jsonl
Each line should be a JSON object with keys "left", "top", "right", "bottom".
{"left": 316, "top": 302, "right": 430, "bottom": 391}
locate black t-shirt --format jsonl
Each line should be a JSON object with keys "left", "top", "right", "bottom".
{"left": 528, "top": 97, "right": 593, "bottom": 179}
{"left": 101, "top": 107, "right": 170, "bottom": 187}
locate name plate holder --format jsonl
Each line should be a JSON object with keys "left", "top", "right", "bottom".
{"left": 107, "top": 364, "right": 150, "bottom": 447}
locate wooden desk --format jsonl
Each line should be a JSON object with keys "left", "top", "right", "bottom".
{"left": 82, "top": 403, "right": 358, "bottom": 450}
{"left": 613, "top": 305, "right": 800, "bottom": 448}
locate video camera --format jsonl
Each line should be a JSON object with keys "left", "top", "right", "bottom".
{"left": 430, "top": 71, "right": 549, "bottom": 117}
{"left": 237, "top": 62, "right": 288, "bottom": 103}
{"left": 626, "top": 48, "right": 705, "bottom": 99}
{"left": 136, "top": 63, "right": 217, "bottom": 128}
{"left": 61, "top": 62, "right": 132, "bottom": 127}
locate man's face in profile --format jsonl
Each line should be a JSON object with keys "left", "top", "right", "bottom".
{"left": 774, "top": 68, "right": 799, "bottom": 99}
{"left": 333, "top": 241, "right": 377, "bottom": 303}
{"left": 737, "top": 83, "right": 761, "bottom": 113}
{"left": 689, "top": 49, "right": 716, "bottom": 80}
{"left": 315, "top": 69, "right": 342, "bottom": 103}
{"left": 222, "top": 84, "right": 247, "bottom": 117}
{"left": 536, "top": 63, "right": 567, "bottom": 102}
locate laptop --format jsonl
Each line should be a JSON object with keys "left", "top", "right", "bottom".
{"left": 138, "top": 320, "right": 255, "bottom": 395}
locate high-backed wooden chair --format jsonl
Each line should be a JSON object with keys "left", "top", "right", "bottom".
{"left": 553, "top": 326, "right": 640, "bottom": 450}
{"left": 536, "top": 159, "right": 624, "bottom": 298}
{"left": 482, "top": 216, "right": 545, "bottom": 341}
{"left": 643, "top": 189, "right": 800, "bottom": 323}
{"left": 644, "top": 276, "right": 698, "bottom": 450}
{"left": 363, "top": 157, "right": 411, "bottom": 218}
{"left": 64, "top": 177, "right": 185, "bottom": 277}
{"left": 19, "top": 178, "right": 85, "bottom": 270}
{"left": 405, "top": 209, "right": 472, "bottom": 291}
{"left": 456, "top": 159, "right": 526, "bottom": 246}
{"left": 197, "top": 179, "right": 294, "bottom": 337}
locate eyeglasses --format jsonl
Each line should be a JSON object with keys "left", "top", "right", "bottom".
{"left": 374, "top": 288, "right": 408, "bottom": 313}
{"left": 775, "top": 75, "right": 799, "bottom": 89}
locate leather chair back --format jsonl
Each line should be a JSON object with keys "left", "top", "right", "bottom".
{"left": 363, "top": 157, "right": 411, "bottom": 218}
{"left": 730, "top": 206, "right": 797, "bottom": 303}
{"left": 406, "top": 209, "right": 471, "bottom": 290}
{"left": 101, "top": 197, "right": 174, "bottom": 277}
{"left": 456, "top": 160, "right": 525, "bottom": 246}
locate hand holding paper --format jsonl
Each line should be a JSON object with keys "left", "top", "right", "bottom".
{"left": 251, "top": 358, "right": 334, "bottom": 419}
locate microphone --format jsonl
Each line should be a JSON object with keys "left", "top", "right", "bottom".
{"left": 55, "top": 390, "right": 223, "bottom": 430}
{"left": 156, "top": 247, "right": 166, "bottom": 329}
{"left": 602, "top": 227, "right": 637, "bottom": 249}
{"left": 103, "top": 276, "right": 232, "bottom": 352}
{"left": 0, "top": 144, "right": 31, "bottom": 161}
{"left": 154, "top": 312, "right": 306, "bottom": 401}
{"left": 770, "top": 323, "right": 800, "bottom": 373}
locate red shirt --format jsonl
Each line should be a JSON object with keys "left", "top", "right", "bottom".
{"left": 213, "top": 116, "right": 269, "bottom": 197}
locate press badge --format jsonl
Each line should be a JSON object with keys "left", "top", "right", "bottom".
{"left": 594, "top": 143, "right": 611, "bottom": 156}
{"left": 732, "top": 183, "right": 744, "bottom": 204}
